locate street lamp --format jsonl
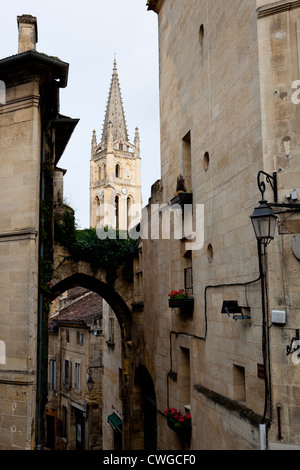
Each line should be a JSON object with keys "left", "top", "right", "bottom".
{"left": 87, "top": 373, "right": 95, "bottom": 392}
{"left": 250, "top": 199, "right": 277, "bottom": 245}
{"left": 250, "top": 170, "right": 300, "bottom": 445}
{"left": 250, "top": 170, "right": 278, "bottom": 245}
{"left": 86, "top": 365, "right": 103, "bottom": 392}
{"left": 250, "top": 171, "right": 279, "bottom": 432}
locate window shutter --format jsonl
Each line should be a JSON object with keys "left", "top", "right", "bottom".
{"left": 62, "top": 360, "right": 66, "bottom": 386}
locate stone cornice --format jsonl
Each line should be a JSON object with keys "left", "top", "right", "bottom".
{"left": 0, "top": 50, "right": 69, "bottom": 88}
{"left": 0, "top": 94, "right": 40, "bottom": 115}
{"left": 0, "top": 228, "right": 38, "bottom": 242}
{"left": 257, "top": 0, "right": 300, "bottom": 18}
{"left": 194, "top": 384, "right": 264, "bottom": 427}
{"left": 0, "top": 370, "right": 35, "bottom": 385}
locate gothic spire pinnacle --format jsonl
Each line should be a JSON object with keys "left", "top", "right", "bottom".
{"left": 101, "top": 58, "right": 128, "bottom": 145}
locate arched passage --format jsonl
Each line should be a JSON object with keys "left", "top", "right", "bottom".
{"left": 50, "top": 273, "right": 132, "bottom": 342}
{"left": 49, "top": 272, "right": 134, "bottom": 449}
{"left": 133, "top": 366, "right": 157, "bottom": 451}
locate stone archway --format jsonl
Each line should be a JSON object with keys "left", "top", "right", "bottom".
{"left": 49, "top": 272, "right": 134, "bottom": 450}
{"left": 50, "top": 273, "right": 132, "bottom": 343}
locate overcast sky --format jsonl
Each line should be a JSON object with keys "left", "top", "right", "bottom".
{"left": 1, "top": 0, "right": 161, "bottom": 228}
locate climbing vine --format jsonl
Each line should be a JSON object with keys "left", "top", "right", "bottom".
{"left": 38, "top": 128, "right": 54, "bottom": 430}
{"left": 54, "top": 205, "right": 139, "bottom": 285}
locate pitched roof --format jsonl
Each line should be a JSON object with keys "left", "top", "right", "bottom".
{"left": 52, "top": 288, "right": 103, "bottom": 325}
{"left": 101, "top": 59, "right": 129, "bottom": 144}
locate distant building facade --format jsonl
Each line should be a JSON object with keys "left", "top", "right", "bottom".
{"left": 47, "top": 287, "right": 103, "bottom": 450}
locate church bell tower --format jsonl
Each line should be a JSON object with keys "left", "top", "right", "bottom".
{"left": 90, "top": 59, "right": 142, "bottom": 231}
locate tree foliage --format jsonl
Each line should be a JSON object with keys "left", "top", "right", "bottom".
{"left": 54, "top": 205, "right": 139, "bottom": 285}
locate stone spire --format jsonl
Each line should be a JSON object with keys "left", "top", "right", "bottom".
{"left": 101, "top": 59, "right": 129, "bottom": 145}
{"left": 91, "top": 129, "right": 97, "bottom": 150}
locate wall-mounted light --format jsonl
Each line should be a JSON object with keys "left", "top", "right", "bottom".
{"left": 286, "top": 329, "right": 300, "bottom": 356}
{"left": 221, "top": 301, "right": 250, "bottom": 321}
{"left": 250, "top": 171, "right": 278, "bottom": 246}
{"left": 86, "top": 365, "right": 103, "bottom": 392}
{"left": 250, "top": 200, "right": 277, "bottom": 245}
{"left": 249, "top": 170, "right": 300, "bottom": 430}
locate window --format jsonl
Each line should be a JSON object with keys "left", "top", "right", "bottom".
{"left": 127, "top": 197, "right": 131, "bottom": 230}
{"left": 66, "top": 329, "right": 69, "bottom": 343}
{"left": 199, "top": 24, "right": 204, "bottom": 45}
{"left": 179, "top": 347, "right": 191, "bottom": 411}
{"left": 109, "top": 317, "right": 114, "bottom": 343}
{"left": 115, "top": 196, "right": 119, "bottom": 230}
{"left": 96, "top": 165, "right": 100, "bottom": 181}
{"left": 101, "top": 163, "right": 106, "bottom": 180}
{"left": 76, "top": 331, "right": 84, "bottom": 346}
{"left": 75, "top": 363, "right": 81, "bottom": 391}
{"left": 49, "top": 359, "right": 57, "bottom": 391}
{"left": 203, "top": 151, "right": 210, "bottom": 171}
{"left": 107, "top": 315, "right": 115, "bottom": 349}
{"left": 95, "top": 196, "right": 100, "bottom": 226}
{"left": 116, "top": 164, "right": 120, "bottom": 178}
{"left": 63, "top": 359, "right": 72, "bottom": 389}
{"left": 233, "top": 365, "right": 246, "bottom": 402}
{"left": 61, "top": 406, "right": 67, "bottom": 437}
{"left": 181, "top": 131, "right": 192, "bottom": 191}
{"left": 184, "top": 266, "right": 193, "bottom": 297}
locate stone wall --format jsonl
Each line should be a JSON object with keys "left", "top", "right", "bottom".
{"left": 0, "top": 79, "right": 41, "bottom": 449}
{"left": 142, "top": 0, "right": 300, "bottom": 450}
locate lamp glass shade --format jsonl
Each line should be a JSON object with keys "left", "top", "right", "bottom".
{"left": 87, "top": 375, "right": 94, "bottom": 392}
{"left": 250, "top": 202, "right": 277, "bottom": 242}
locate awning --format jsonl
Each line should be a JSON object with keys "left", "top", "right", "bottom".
{"left": 108, "top": 413, "right": 122, "bottom": 433}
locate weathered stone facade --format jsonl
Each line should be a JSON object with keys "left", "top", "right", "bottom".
{"left": 141, "top": 0, "right": 300, "bottom": 450}
{"left": 47, "top": 287, "right": 103, "bottom": 450}
{"left": 0, "top": 15, "right": 78, "bottom": 449}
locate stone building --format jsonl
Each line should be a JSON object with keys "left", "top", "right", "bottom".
{"left": 46, "top": 287, "right": 103, "bottom": 450}
{"left": 137, "top": 0, "right": 300, "bottom": 450}
{"left": 90, "top": 59, "right": 142, "bottom": 231}
{"left": 0, "top": 15, "right": 78, "bottom": 449}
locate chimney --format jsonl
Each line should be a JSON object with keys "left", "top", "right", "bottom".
{"left": 17, "top": 15, "right": 38, "bottom": 53}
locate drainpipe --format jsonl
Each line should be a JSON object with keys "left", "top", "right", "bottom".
{"left": 36, "top": 128, "right": 46, "bottom": 450}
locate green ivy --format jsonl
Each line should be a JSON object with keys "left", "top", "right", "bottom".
{"left": 54, "top": 205, "right": 139, "bottom": 285}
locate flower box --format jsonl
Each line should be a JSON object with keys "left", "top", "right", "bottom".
{"left": 167, "top": 419, "right": 192, "bottom": 441}
{"left": 168, "top": 298, "right": 194, "bottom": 309}
{"left": 164, "top": 408, "right": 192, "bottom": 443}
{"left": 168, "top": 291, "right": 194, "bottom": 314}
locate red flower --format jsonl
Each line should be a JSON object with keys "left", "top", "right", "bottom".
{"left": 164, "top": 407, "right": 191, "bottom": 427}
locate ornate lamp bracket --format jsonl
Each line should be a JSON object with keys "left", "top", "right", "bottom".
{"left": 257, "top": 171, "right": 278, "bottom": 203}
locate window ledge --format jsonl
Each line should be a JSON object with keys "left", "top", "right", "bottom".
{"left": 194, "top": 384, "right": 263, "bottom": 427}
